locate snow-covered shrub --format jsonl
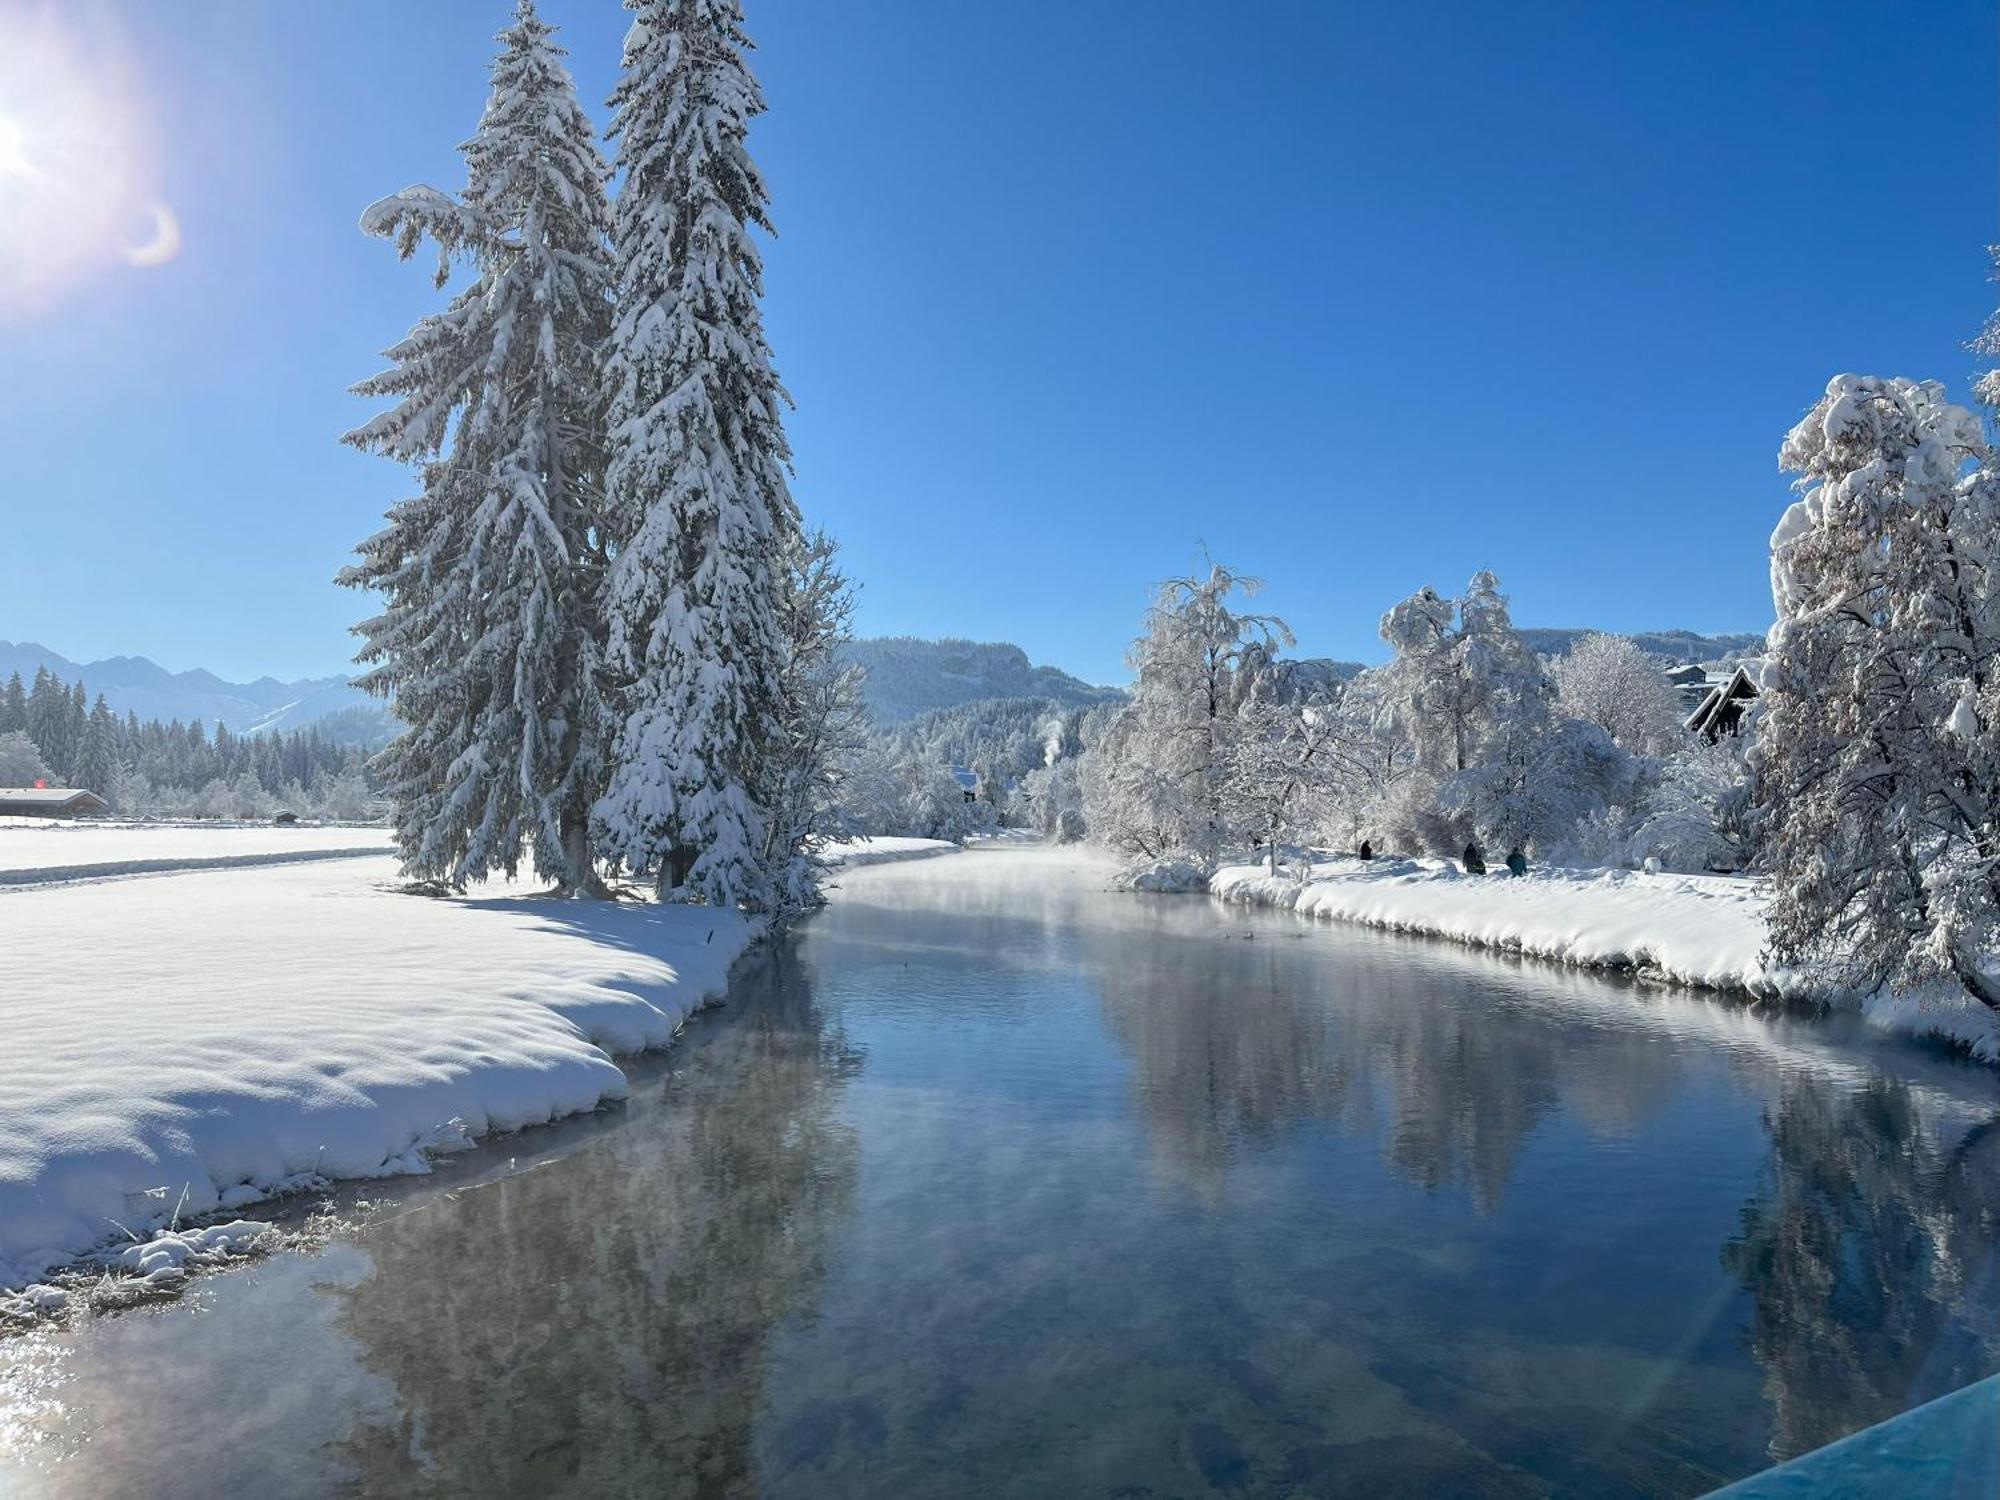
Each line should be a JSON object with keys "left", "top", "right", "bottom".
{"left": 1630, "top": 738, "right": 1755, "bottom": 872}
{"left": 0, "top": 730, "right": 49, "bottom": 787}
{"left": 1123, "top": 857, "right": 1212, "bottom": 893}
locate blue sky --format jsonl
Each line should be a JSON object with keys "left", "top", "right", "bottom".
{"left": 2, "top": 0, "right": 1994, "bottom": 686}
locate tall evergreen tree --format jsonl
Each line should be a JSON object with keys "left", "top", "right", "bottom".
{"left": 76, "top": 694, "right": 119, "bottom": 795}
{"left": 340, "top": 0, "right": 614, "bottom": 892}
{"left": 26, "top": 668, "right": 72, "bottom": 780}
{"left": 593, "top": 0, "right": 805, "bottom": 908}
{"left": 0, "top": 672, "right": 25, "bottom": 736}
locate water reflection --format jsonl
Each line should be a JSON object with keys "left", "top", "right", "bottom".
{"left": 1089, "top": 915, "right": 1693, "bottom": 1210}
{"left": 328, "top": 945, "right": 862, "bottom": 1496}
{"left": 3, "top": 851, "right": 1997, "bottom": 1498}
{"left": 1723, "top": 1076, "right": 2000, "bottom": 1461}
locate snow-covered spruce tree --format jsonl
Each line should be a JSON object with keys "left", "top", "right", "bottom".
{"left": 0, "top": 673, "right": 25, "bottom": 736}
{"left": 74, "top": 694, "right": 119, "bottom": 797}
{"left": 339, "top": 0, "right": 613, "bottom": 893}
{"left": 758, "top": 528, "right": 868, "bottom": 914}
{"left": 1757, "top": 375, "right": 2000, "bottom": 1011}
{"left": 594, "top": 0, "right": 805, "bottom": 907}
{"left": 1080, "top": 563, "right": 1291, "bottom": 868}
{"left": 1551, "top": 632, "right": 1688, "bottom": 756}
{"left": 25, "top": 668, "right": 77, "bottom": 782}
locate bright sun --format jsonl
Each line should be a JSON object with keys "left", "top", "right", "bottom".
{"left": 0, "top": 116, "right": 32, "bottom": 178}
{"left": 0, "top": 8, "right": 175, "bottom": 316}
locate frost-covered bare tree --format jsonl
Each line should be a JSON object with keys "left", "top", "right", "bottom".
{"left": 1223, "top": 695, "right": 1343, "bottom": 874}
{"left": 340, "top": 0, "right": 612, "bottom": 892}
{"left": 594, "top": 0, "right": 804, "bottom": 908}
{"left": 1551, "top": 632, "right": 1688, "bottom": 756}
{"left": 0, "top": 730, "right": 49, "bottom": 787}
{"left": 1367, "top": 570, "right": 1628, "bottom": 855}
{"left": 1081, "top": 563, "right": 1292, "bottom": 868}
{"left": 1379, "top": 571, "right": 1546, "bottom": 774}
{"left": 758, "top": 529, "right": 868, "bottom": 915}
{"left": 1757, "top": 374, "right": 2000, "bottom": 1012}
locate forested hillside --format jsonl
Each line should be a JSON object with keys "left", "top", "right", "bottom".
{"left": 837, "top": 637, "right": 1124, "bottom": 725}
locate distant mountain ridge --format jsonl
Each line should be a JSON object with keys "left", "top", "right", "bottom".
{"left": 2, "top": 625, "right": 1764, "bottom": 744}
{"left": 1516, "top": 627, "right": 1767, "bottom": 663}
{"left": 838, "top": 637, "right": 1124, "bottom": 726}
{"left": 0, "top": 640, "right": 389, "bottom": 739}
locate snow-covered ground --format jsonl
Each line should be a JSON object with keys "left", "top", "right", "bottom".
{"left": 0, "top": 829, "right": 958, "bottom": 1289}
{"left": 820, "top": 835, "right": 961, "bottom": 868}
{"left": 0, "top": 818, "right": 394, "bottom": 886}
{"left": 1212, "top": 855, "right": 2000, "bottom": 1062}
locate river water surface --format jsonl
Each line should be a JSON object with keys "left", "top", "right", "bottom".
{"left": 3, "top": 847, "right": 1997, "bottom": 1497}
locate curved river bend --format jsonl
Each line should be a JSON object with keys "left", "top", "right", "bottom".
{"left": 3, "top": 848, "right": 1996, "bottom": 1497}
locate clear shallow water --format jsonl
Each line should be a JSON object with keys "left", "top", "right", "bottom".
{"left": 3, "top": 847, "right": 1997, "bottom": 1498}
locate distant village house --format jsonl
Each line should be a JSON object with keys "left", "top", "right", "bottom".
{"left": 0, "top": 787, "right": 110, "bottom": 819}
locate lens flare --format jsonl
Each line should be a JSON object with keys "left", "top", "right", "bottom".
{"left": 0, "top": 5, "right": 175, "bottom": 317}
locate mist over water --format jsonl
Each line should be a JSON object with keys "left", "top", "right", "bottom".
{"left": 4, "top": 849, "right": 1996, "bottom": 1498}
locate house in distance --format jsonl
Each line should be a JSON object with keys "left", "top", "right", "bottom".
{"left": 0, "top": 787, "right": 111, "bottom": 819}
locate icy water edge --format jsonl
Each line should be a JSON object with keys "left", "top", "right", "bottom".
{"left": 3, "top": 847, "right": 1996, "bottom": 1498}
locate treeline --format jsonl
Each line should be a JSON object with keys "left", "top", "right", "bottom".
{"left": 0, "top": 666, "right": 376, "bottom": 819}
{"left": 837, "top": 695, "right": 1113, "bottom": 842}
{"left": 1067, "top": 563, "right": 1735, "bottom": 884}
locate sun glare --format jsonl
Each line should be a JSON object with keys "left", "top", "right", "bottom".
{"left": 0, "top": 116, "right": 33, "bottom": 178}
{"left": 0, "top": 7, "right": 174, "bottom": 317}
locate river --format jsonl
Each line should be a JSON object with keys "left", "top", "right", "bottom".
{"left": 2, "top": 847, "right": 1996, "bottom": 1497}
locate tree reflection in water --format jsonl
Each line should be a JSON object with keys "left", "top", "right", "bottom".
{"left": 326, "top": 945, "right": 862, "bottom": 1497}
{"left": 1089, "top": 911, "right": 1683, "bottom": 1210}
{"left": 1723, "top": 1077, "right": 2000, "bottom": 1461}
{"left": 1086, "top": 897, "right": 2000, "bottom": 1467}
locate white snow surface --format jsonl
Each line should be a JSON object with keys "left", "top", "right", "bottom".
{"left": 0, "top": 819, "right": 394, "bottom": 886}
{"left": 820, "top": 836, "right": 961, "bottom": 869}
{"left": 0, "top": 854, "right": 753, "bottom": 1288}
{"left": 0, "top": 830, "right": 964, "bottom": 1289}
{"left": 1212, "top": 855, "right": 2000, "bottom": 1062}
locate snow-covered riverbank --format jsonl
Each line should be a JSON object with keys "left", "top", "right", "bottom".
{"left": 1211, "top": 856, "right": 2000, "bottom": 1063}
{"left": 0, "top": 831, "right": 959, "bottom": 1289}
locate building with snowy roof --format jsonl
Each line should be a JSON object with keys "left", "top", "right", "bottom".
{"left": 0, "top": 787, "right": 110, "bottom": 818}
{"left": 1684, "top": 664, "right": 1761, "bottom": 741}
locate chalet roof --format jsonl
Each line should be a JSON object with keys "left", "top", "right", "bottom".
{"left": 0, "top": 787, "right": 110, "bottom": 812}
{"left": 1684, "top": 664, "right": 1761, "bottom": 736}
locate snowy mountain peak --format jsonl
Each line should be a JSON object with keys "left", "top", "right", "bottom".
{"left": 0, "top": 640, "right": 390, "bottom": 741}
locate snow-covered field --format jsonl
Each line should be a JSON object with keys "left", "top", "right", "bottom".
{"left": 0, "top": 828, "right": 960, "bottom": 1289}
{"left": 1212, "top": 855, "right": 2000, "bottom": 1062}
{"left": 0, "top": 818, "right": 394, "bottom": 886}
{"left": 0, "top": 854, "right": 752, "bottom": 1288}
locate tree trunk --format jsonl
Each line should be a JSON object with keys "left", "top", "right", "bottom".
{"left": 558, "top": 808, "right": 612, "bottom": 899}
